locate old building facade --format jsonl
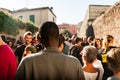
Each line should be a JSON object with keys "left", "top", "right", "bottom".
{"left": 78, "top": 2, "right": 120, "bottom": 46}
{"left": 11, "top": 7, "right": 56, "bottom": 28}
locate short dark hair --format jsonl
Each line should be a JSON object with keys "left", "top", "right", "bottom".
{"left": 75, "top": 37, "right": 83, "bottom": 44}
{"left": 39, "top": 21, "right": 59, "bottom": 47}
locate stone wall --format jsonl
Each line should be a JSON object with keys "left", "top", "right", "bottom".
{"left": 93, "top": 2, "right": 120, "bottom": 46}
{"left": 78, "top": 5, "right": 110, "bottom": 38}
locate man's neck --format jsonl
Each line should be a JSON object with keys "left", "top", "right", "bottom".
{"left": 25, "top": 43, "right": 31, "bottom": 47}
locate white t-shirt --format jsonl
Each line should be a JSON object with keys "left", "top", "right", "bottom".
{"left": 84, "top": 71, "right": 98, "bottom": 80}
{"left": 93, "top": 59, "right": 104, "bottom": 80}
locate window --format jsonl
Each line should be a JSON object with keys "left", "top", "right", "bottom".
{"left": 53, "top": 17, "right": 54, "bottom": 22}
{"left": 29, "top": 15, "right": 35, "bottom": 23}
{"left": 18, "top": 16, "right": 22, "bottom": 20}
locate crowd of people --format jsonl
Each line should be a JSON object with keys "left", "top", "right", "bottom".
{"left": 0, "top": 21, "right": 120, "bottom": 80}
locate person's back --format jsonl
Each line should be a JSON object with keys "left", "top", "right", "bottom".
{"left": 70, "top": 37, "right": 83, "bottom": 65}
{"left": 106, "top": 48, "right": 120, "bottom": 80}
{"left": 0, "top": 36, "right": 17, "bottom": 80}
{"left": 81, "top": 46, "right": 100, "bottom": 80}
{"left": 93, "top": 59, "right": 104, "bottom": 80}
{"left": 16, "top": 48, "right": 84, "bottom": 80}
{"left": 15, "top": 21, "right": 85, "bottom": 80}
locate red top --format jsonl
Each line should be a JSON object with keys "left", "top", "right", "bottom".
{"left": 0, "top": 44, "right": 17, "bottom": 80}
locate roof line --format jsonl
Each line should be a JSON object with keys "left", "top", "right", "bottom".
{"left": 12, "top": 7, "right": 56, "bottom": 17}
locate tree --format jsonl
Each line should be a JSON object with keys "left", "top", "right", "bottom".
{"left": 0, "top": 11, "right": 38, "bottom": 36}
{"left": 63, "top": 29, "right": 72, "bottom": 39}
{"left": 26, "top": 22, "right": 38, "bottom": 33}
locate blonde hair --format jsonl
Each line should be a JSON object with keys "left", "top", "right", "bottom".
{"left": 102, "top": 35, "right": 114, "bottom": 52}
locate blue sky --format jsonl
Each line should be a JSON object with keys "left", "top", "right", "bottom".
{"left": 0, "top": 0, "right": 117, "bottom": 24}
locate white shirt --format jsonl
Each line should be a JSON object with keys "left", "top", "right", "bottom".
{"left": 93, "top": 59, "right": 104, "bottom": 80}
{"left": 84, "top": 71, "right": 98, "bottom": 80}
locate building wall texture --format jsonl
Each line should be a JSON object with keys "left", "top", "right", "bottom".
{"left": 78, "top": 5, "right": 110, "bottom": 38}
{"left": 12, "top": 7, "right": 56, "bottom": 28}
{"left": 93, "top": 2, "right": 120, "bottom": 46}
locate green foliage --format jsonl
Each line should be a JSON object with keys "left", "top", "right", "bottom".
{"left": 18, "top": 20, "right": 26, "bottom": 29}
{"left": 0, "top": 11, "right": 19, "bottom": 36}
{"left": 0, "top": 11, "right": 38, "bottom": 36}
{"left": 26, "top": 22, "right": 38, "bottom": 33}
{"left": 0, "top": 12, "right": 6, "bottom": 32}
{"left": 3, "top": 15, "right": 19, "bottom": 36}
{"left": 63, "top": 29, "right": 72, "bottom": 38}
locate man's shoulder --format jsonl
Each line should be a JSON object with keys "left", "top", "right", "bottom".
{"left": 63, "top": 54, "right": 80, "bottom": 62}
{"left": 25, "top": 52, "right": 42, "bottom": 58}
{"left": 16, "top": 44, "right": 26, "bottom": 49}
{"left": 15, "top": 45, "right": 26, "bottom": 53}
{"left": 21, "top": 52, "right": 42, "bottom": 62}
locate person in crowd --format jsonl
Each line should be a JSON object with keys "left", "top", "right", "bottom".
{"left": 0, "top": 36, "right": 17, "bottom": 80}
{"left": 34, "top": 32, "right": 44, "bottom": 52}
{"left": 87, "top": 36, "right": 94, "bottom": 46}
{"left": 15, "top": 21, "right": 85, "bottom": 80}
{"left": 64, "top": 38, "right": 73, "bottom": 52}
{"left": 16, "top": 36, "right": 23, "bottom": 46}
{"left": 94, "top": 38, "right": 103, "bottom": 56}
{"left": 7, "top": 40, "right": 15, "bottom": 51}
{"left": 94, "top": 38, "right": 102, "bottom": 50}
{"left": 23, "top": 45, "right": 37, "bottom": 57}
{"left": 58, "top": 34, "right": 70, "bottom": 55}
{"left": 70, "top": 37, "right": 83, "bottom": 65}
{"left": 58, "top": 34, "right": 65, "bottom": 52}
{"left": 1, "top": 34, "right": 7, "bottom": 43}
{"left": 81, "top": 36, "right": 89, "bottom": 47}
{"left": 14, "top": 31, "right": 33, "bottom": 64}
{"left": 93, "top": 56, "right": 104, "bottom": 80}
{"left": 71, "top": 34, "right": 77, "bottom": 45}
{"left": 106, "top": 47, "right": 120, "bottom": 80}
{"left": 98, "top": 35, "right": 116, "bottom": 80}
{"left": 31, "top": 36, "right": 36, "bottom": 45}
{"left": 63, "top": 41, "right": 70, "bottom": 55}
{"left": 69, "top": 34, "right": 77, "bottom": 50}
{"left": 81, "top": 46, "right": 100, "bottom": 80}
{"left": 92, "top": 45, "right": 104, "bottom": 80}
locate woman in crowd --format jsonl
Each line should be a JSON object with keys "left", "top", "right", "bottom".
{"left": 81, "top": 46, "right": 100, "bottom": 80}
{"left": 94, "top": 38, "right": 102, "bottom": 51}
{"left": 107, "top": 47, "right": 120, "bottom": 80}
{"left": 98, "top": 35, "right": 116, "bottom": 80}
